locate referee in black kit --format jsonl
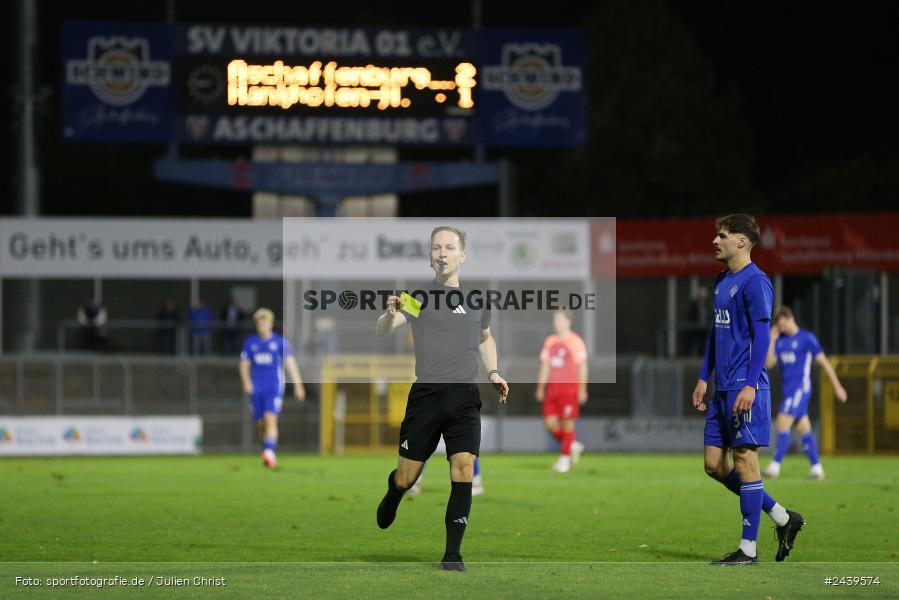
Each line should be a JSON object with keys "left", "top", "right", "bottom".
{"left": 375, "top": 226, "right": 509, "bottom": 571}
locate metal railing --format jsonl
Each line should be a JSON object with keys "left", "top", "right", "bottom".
{"left": 5, "top": 352, "right": 896, "bottom": 455}
{"left": 56, "top": 319, "right": 256, "bottom": 355}
{"left": 0, "top": 353, "right": 319, "bottom": 452}
{"left": 54, "top": 317, "right": 578, "bottom": 361}
{"left": 0, "top": 353, "right": 726, "bottom": 450}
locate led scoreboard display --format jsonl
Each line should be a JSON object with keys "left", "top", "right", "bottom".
{"left": 62, "top": 22, "right": 585, "bottom": 146}
{"left": 172, "top": 26, "right": 479, "bottom": 144}
{"left": 225, "top": 60, "right": 476, "bottom": 111}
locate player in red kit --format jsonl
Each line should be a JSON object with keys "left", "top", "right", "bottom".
{"left": 535, "top": 308, "right": 588, "bottom": 473}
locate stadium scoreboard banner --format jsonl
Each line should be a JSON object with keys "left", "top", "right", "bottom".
{"left": 61, "top": 22, "right": 586, "bottom": 147}
{"left": 0, "top": 417, "right": 202, "bottom": 456}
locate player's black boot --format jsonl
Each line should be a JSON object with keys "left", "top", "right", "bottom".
{"left": 775, "top": 509, "right": 805, "bottom": 562}
{"left": 710, "top": 549, "right": 759, "bottom": 566}
{"left": 376, "top": 470, "right": 405, "bottom": 529}
{"left": 440, "top": 553, "right": 465, "bottom": 571}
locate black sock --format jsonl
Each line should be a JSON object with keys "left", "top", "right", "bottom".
{"left": 444, "top": 481, "right": 472, "bottom": 556}
{"left": 386, "top": 469, "right": 406, "bottom": 503}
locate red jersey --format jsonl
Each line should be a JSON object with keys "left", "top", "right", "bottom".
{"left": 540, "top": 332, "right": 587, "bottom": 384}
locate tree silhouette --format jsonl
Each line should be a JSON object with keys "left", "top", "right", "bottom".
{"left": 514, "top": 0, "right": 759, "bottom": 218}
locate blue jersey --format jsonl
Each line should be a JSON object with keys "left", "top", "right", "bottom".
{"left": 711, "top": 263, "right": 774, "bottom": 391}
{"left": 775, "top": 329, "right": 822, "bottom": 395}
{"left": 241, "top": 334, "right": 294, "bottom": 394}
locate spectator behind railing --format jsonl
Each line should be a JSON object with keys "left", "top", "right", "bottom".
{"left": 77, "top": 299, "right": 108, "bottom": 352}
{"left": 221, "top": 298, "right": 246, "bottom": 356}
{"left": 188, "top": 300, "right": 214, "bottom": 356}
{"left": 155, "top": 299, "right": 181, "bottom": 354}
{"left": 684, "top": 286, "right": 711, "bottom": 356}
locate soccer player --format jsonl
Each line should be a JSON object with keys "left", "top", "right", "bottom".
{"left": 691, "top": 214, "right": 805, "bottom": 565}
{"left": 763, "top": 306, "right": 847, "bottom": 480}
{"left": 374, "top": 226, "right": 509, "bottom": 571}
{"left": 535, "top": 308, "right": 587, "bottom": 472}
{"left": 239, "top": 308, "right": 305, "bottom": 469}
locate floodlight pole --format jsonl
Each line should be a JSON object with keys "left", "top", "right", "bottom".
{"left": 17, "top": 0, "right": 39, "bottom": 217}
{"left": 166, "top": 0, "right": 179, "bottom": 160}
{"left": 471, "top": 0, "right": 511, "bottom": 219}
{"left": 880, "top": 271, "right": 888, "bottom": 355}
{"left": 472, "top": 0, "right": 485, "bottom": 169}
{"left": 15, "top": 0, "right": 41, "bottom": 352}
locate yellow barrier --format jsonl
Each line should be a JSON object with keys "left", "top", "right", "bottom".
{"left": 820, "top": 355, "right": 899, "bottom": 455}
{"left": 320, "top": 355, "right": 415, "bottom": 455}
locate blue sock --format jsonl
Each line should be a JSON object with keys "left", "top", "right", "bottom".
{"left": 740, "top": 480, "right": 764, "bottom": 543}
{"left": 473, "top": 457, "right": 480, "bottom": 477}
{"left": 773, "top": 430, "right": 791, "bottom": 462}
{"left": 723, "top": 468, "right": 741, "bottom": 495}
{"left": 263, "top": 437, "right": 277, "bottom": 452}
{"left": 802, "top": 432, "right": 820, "bottom": 466}
{"left": 724, "top": 469, "right": 776, "bottom": 512}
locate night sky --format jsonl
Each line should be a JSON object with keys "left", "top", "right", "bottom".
{"left": 4, "top": 0, "right": 898, "bottom": 218}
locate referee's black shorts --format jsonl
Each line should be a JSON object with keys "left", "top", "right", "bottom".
{"left": 398, "top": 383, "right": 481, "bottom": 461}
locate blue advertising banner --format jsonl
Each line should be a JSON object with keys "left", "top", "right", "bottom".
{"left": 153, "top": 159, "right": 499, "bottom": 196}
{"left": 478, "top": 30, "right": 586, "bottom": 147}
{"left": 62, "top": 22, "right": 173, "bottom": 142}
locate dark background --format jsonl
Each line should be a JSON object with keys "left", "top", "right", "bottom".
{"left": 5, "top": 0, "right": 899, "bottom": 219}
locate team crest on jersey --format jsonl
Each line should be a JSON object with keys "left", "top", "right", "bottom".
{"left": 791, "top": 341, "right": 798, "bottom": 349}
{"left": 269, "top": 342, "right": 277, "bottom": 351}
{"left": 730, "top": 285, "right": 738, "bottom": 298}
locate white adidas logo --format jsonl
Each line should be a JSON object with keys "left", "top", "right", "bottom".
{"left": 452, "top": 305, "right": 467, "bottom": 315}
{"left": 400, "top": 440, "right": 409, "bottom": 450}
{"left": 453, "top": 517, "right": 468, "bottom": 525}
{"left": 742, "top": 518, "right": 751, "bottom": 526}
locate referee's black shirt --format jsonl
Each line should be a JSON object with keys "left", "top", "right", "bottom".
{"left": 407, "top": 280, "right": 491, "bottom": 383}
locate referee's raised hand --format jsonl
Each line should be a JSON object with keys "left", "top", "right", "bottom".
{"left": 377, "top": 296, "right": 406, "bottom": 337}
{"left": 386, "top": 295, "right": 402, "bottom": 315}
{"left": 490, "top": 372, "right": 509, "bottom": 403}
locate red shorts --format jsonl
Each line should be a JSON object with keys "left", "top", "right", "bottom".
{"left": 543, "top": 383, "right": 580, "bottom": 420}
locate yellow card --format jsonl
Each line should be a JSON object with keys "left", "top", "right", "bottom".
{"left": 400, "top": 292, "right": 421, "bottom": 318}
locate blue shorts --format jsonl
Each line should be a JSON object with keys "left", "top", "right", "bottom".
{"left": 704, "top": 388, "right": 771, "bottom": 448}
{"left": 777, "top": 388, "right": 811, "bottom": 419}
{"left": 249, "top": 391, "right": 283, "bottom": 422}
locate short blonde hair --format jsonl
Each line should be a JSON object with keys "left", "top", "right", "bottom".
{"left": 430, "top": 226, "right": 467, "bottom": 249}
{"left": 253, "top": 308, "right": 275, "bottom": 322}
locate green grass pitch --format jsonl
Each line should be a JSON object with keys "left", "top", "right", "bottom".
{"left": 1, "top": 453, "right": 897, "bottom": 599}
